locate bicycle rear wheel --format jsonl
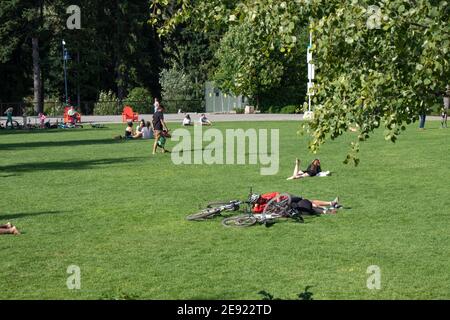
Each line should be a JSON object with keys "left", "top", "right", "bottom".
{"left": 263, "top": 193, "right": 292, "bottom": 217}
{"left": 186, "top": 207, "right": 222, "bottom": 221}
{"left": 222, "top": 215, "right": 257, "bottom": 228}
{"left": 207, "top": 201, "right": 240, "bottom": 211}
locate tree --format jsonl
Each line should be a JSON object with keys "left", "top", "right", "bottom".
{"left": 160, "top": 66, "right": 198, "bottom": 112}
{"left": 150, "top": 0, "right": 450, "bottom": 163}
{"left": 162, "top": 26, "right": 221, "bottom": 99}
{"left": 214, "top": 6, "right": 307, "bottom": 109}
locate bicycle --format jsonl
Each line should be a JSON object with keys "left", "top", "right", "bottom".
{"left": 186, "top": 189, "right": 255, "bottom": 221}
{"left": 222, "top": 193, "right": 304, "bottom": 227}
{"left": 186, "top": 199, "right": 251, "bottom": 221}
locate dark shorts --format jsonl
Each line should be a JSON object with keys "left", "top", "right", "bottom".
{"left": 291, "top": 197, "right": 315, "bottom": 215}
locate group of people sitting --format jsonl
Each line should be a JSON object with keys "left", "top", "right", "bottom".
{"left": 121, "top": 119, "right": 154, "bottom": 140}
{"left": 115, "top": 104, "right": 171, "bottom": 154}
{"left": 182, "top": 114, "right": 212, "bottom": 126}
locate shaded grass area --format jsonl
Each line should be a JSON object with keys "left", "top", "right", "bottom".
{"left": 0, "top": 121, "right": 449, "bottom": 300}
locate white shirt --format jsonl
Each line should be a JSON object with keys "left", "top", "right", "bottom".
{"left": 183, "top": 118, "right": 191, "bottom": 126}
{"left": 142, "top": 127, "right": 151, "bottom": 139}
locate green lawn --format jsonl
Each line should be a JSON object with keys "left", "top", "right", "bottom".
{"left": 1, "top": 121, "right": 449, "bottom": 300}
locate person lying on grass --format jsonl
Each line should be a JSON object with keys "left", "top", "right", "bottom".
{"left": 249, "top": 192, "right": 341, "bottom": 215}
{"left": 286, "top": 158, "right": 330, "bottom": 180}
{"left": 0, "top": 222, "right": 20, "bottom": 235}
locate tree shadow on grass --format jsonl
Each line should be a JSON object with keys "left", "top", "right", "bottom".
{"left": 258, "top": 286, "right": 315, "bottom": 300}
{"left": 0, "top": 157, "right": 143, "bottom": 174}
{"left": 0, "top": 210, "right": 72, "bottom": 221}
{"left": 0, "top": 137, "right": 128, "bottom": 151}
{"left": 0, "top": 173, "right": 18, "bottom": 178}
{"left": 0, "top": 127, "right": 109, "bottom": 136}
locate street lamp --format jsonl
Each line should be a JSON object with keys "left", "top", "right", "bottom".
{"left": 62, "top": 39, "right": 71, "bottom": 104}
{"left": 304, "top": 31, "right": 315, "bottom": 121}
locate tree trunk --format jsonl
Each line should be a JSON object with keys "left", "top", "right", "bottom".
{"left": 116, "top": 60, "right": 125, "bottom": 100}
{"left": 32, "top": 37, "right": 43, "bottom": 114}
{"left": 115, "top": 0, "right": 126, "bottom": 102}
{"left": 77, "top": 50, "right": 81, "bottom": 110}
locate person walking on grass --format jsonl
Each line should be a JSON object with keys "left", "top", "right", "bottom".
{"left": 4, "top": 107, "right": 13, "bottom": 128}
{"left": 153, "top": 98, "right": 160, "bottom": 114}
{"left": 152, "top": 105, "right": 169, "bottom": 154}
{"left": 0, "top": 222, "right": 20, "bottom": 235}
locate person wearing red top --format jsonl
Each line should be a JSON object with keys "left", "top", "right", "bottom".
{"left": 249, "top": 192, "right": 340, "bottom": 215}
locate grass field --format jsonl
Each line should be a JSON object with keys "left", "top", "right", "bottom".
{"left": 1, "top": 120, "right": 449, "bottom": 300}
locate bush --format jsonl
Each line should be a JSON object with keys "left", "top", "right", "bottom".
{"left": 93, "top": 91, "right": 119, "bottom": 115}
{"left": 125, "top": 87, "right": 153, "bottom": 114}
{"left": 44, "top": 97, "right": 64, "bottom": 116}
{"left": 267, "top": 106, "right": 280, "bottom": 113}
{"left": 279, "top": 105, "right": 300, "bottom": 114}
{"left": 265, "top": 105, "right": 300, "bottom": 114}
{"left": 21, "top": 96, "right": 37, "bottom": 116}
{"left": 234, "top": 107, "right": 245, "bottom": 114}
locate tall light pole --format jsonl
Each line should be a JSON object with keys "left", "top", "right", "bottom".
{"left": 307, "top": 32, "right": 314, "bottom": 112}
{"left": 303, "top": 30, "right": 315, "bottom": 121}
{"left": 62, "top": 40, "right": 70, "bottom": 104}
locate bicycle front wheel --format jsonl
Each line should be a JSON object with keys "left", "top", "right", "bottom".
{"left": 186, "top": 207, "right": 221, "bottom": 221}
{"left": 222, "top": 215, "right": 257, "bottom": 228}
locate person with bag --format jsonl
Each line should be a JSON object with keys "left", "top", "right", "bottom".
{"left": 152, "top": 105, "right": 170, "bottom": 154}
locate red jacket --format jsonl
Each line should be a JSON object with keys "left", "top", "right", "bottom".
{"left": 252, "top": 192, "right": 280, "bottom": 213}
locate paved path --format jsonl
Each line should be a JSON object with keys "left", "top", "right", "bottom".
{"left": 6, "top": 113, "right": 442, "bottom": 125}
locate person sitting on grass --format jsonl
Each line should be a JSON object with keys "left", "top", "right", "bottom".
{"left": 199, "top": 114, "right": 212, "bottom": 126}
{"left": 141, "top": 121, "right": 154, "bottom": 140}
{"left": 0, "top": 222, "right": 20, "bottom": 235}
{"left": 38, "top": 112, "right": 47, "bottom": 128}
{"left": 124, "top": 121, "right": 135, "bottom": 139}
{"left": 183, "top": 114, "right": 192, "bottom": 126}
{"left": 68, "top": 106, "right": 80, "bottom": 125}
{"left": 249, "top": 192, "right": 341, "bottom": 215}
{"left": 132, "top": 119, "right": 146, "bottom": 139}
{"left": 286, "top": 158, "right": 330, "bottom": 180}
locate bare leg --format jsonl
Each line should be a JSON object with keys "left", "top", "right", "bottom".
{"left": 0, "top": 226, "right": 19, "bottom": 235}
{"left": 287, "top": 158, "right": 303, "bottom": 180}
{"left": 153, "top": 131, "right": 161, "bottom": 155}
{"left": 311, "top": 200, "right": 332, "bottom": 207}
{"left": 292, "top": 158, "right": 300, "bottom": 177}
